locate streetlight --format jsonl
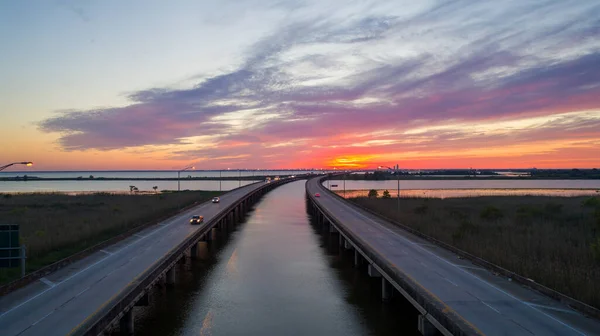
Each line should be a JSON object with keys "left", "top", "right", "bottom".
{"left": 219, "top": 170, "right": 222, "bottom": 191}
{"left": 378, "top": 164, "right": 400, "bottom": 213}
{"left": 177, "top": 165, "right": 194, "bottom": 191}
{"left": 0, "top": 162, "right": 33, "bottom": 171}
{"left": 239, "top": 169, "right": 241, "bottom": 187}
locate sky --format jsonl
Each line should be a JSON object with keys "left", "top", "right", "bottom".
{"left": 1, "top": 0, "right": 599, "bottom": 170}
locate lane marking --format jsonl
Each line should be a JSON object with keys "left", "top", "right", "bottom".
{"left": 318, "top": 188, "right": 587, "bottom": 336}
{"left": 134, "top": 233, "right": 146, "bottom": 238}
{"left": 75, "top": 287, "right": 90, "bottom": 297}
{"left": 31, "top": 311, "right": 54, "bottom": 326}
{"left": 453, "top": 264, "right": 485, "bottom": 271}
{"left": 39, "top": 278, "right": 55, "bottom": 288}
{"left": 482, "top": 301, "right": 501, "bottom": 314}
{"left": 526, "top": 303, "right": 579, "bottom": 315}
{"left": 0, "top": 185, "right": 260, "bottom": 322}
{"left": 0, "top": 200, "right": 208, "bottom": 319}
{"left": 443, "top": 278, "right": 458, "bottom": 286}
{"left": 99, "top": 250, "right": 113, "bottom": 255}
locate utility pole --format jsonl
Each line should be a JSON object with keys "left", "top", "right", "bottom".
{"left": 396, "top": 164, "right": 400, "bottom": 213}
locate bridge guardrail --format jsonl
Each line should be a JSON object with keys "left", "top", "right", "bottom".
{"left": 315, "top": 175, "right": 600, "bottom": 321}
{"left": 308, "top": 176, "right": 484, "bottom": 336}
{"left": 71, "top": 176, "right": 303, "bottom": 336}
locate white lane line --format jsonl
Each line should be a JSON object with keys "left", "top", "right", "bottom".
{"left": 453, "top": 264, "right": 485, "bottom": 271}
{"left": 99, "top": 249, "right": 113, "bottom": 255}
{"left": 321, "top": 189, "right": 587, "bottom": 336}
{"left": 134, "top": 233, "right": 146, "bottom": 238}
{"left": 418, "top": 261, "right": 429, "bottom": 269}
{"left": 0, "top": 187, "right": 258, "bottom": 320}
{"left": 39, "top": 278, "right": 55, "bottom": 288}
{"left": 0, "top": 204, "right": 188, "bottom": 319}
{"left": 481, "top": 301, "right": 501, "bottom": 314}
{"left": 75, "top": 287, "right": 90, "bottom": 297}
{"left": 443, "top": 277, "right": 458, "bottom": 287}
{"left": 526, "top": 303, "right": 579, "bottom": 315}
{"left": 31, "top": 311, "right": 54, "bottom": 326}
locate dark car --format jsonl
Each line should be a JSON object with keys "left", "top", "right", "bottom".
{"left": 190, "top": 215, "right": 204, "bottom": 224}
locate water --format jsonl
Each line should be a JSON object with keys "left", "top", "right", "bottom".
{"left": 0, "top": 170, "right": 318, "bottom": 179}
{"left": 0, "top": 170, "right": 323, "bottom": 193}
{"left": 133, "top": 181, "right": 415, "bottom": 335}
{"left": 0, "top": 180, "right": 260, "bottom": 193}
{"left": 326, "top": 180, "right": 600, "bottom": 198}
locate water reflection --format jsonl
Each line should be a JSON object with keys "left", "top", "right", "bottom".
{"left": 134, "top": 181, "right": 416, "bottom": 335}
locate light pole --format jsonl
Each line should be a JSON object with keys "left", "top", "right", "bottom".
{"left": 177, "top": 165, "right": 194, "bottom": 191}
{"left": 239, "top": 169, "right": 241, "bottom": 187}
{"left": 379, "top": 164, "right": 400, "bottom": 213}
{"left": 219, "top": 170, "right": 222, "bottom": 191}
{"left": 0, "top": 161, "right": 33, "bottom": 172}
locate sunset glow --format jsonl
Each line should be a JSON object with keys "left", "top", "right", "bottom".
{"left": 1, "top": 1, "right": 599, "bottom": 170}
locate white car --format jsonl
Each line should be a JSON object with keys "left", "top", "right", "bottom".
{"left": 212, "top": 197, "right": 220, "bottom": 203}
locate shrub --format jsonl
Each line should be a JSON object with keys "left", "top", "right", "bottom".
{"left": 582, "top": 197, "right": 600, "bottom": 208}
{"left": 592, "top": 237, "right": 600, "bottom": 262}
{"left": 368, "top": 189, "right": 379, "bottom": 198}
{"left": 382, "top": 190, "right": 391, "bottom": 198}
{"left": 544, "top": 202, "right": 563, "bottom": 216}
{"left": 414, "top": 204, "right": 429, "bottom": 215}
{"left": 480, "top": 206, "right": 504, "bottom": 221}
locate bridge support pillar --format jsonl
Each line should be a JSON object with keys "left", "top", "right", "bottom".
{"left": 354, "top": 250, "right": 362, "bottom": 267}
{"left": 190, "top": 243, "right": 198, "bottom": 259}
{"left": 166, "top": 267, "right": 176, "bottom": 285}
{"left": 119, "top": 309, "right": 134, "bottom": 335}
{"left": 339, "top": 234, "right": 344, "bottom": 246}
{"left": 418, "top": 314, "right": 436, "bottom": 336}
{"left": 382, "top": 278, "right": 392, "bottom": 302}
{"left": 329, "top": 224, "right": 338, "bottom": 234}
{"left": 344, "top": 239, "right": 352, "bottom": 250}
{"left": 368, "top": 264, "right": 381, "bottom": 277}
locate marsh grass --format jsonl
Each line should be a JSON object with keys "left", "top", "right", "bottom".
{"left": 0, "top": 191, "right": 221, "bottom": 284}
{"left": 350, "top": 195, "right": 600, "bottom": 309}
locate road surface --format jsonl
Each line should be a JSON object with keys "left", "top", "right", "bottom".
{"left": 307, "top": 178, "right": 600, "bottom": 336}
{"left": 0, "top": 182, "right": 266, "bottom": 336}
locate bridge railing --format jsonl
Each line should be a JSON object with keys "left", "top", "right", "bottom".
{"left": 315, "top": 174, "right": 600, "bottom": 321}
{"left": 71, "top": 176, "right": 303, "bottom": 336}
{"left": 307, "top": 176, "right": 482, "bottom": 336}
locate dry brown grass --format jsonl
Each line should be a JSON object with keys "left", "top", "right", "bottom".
{"left": 0, "top": 191, "right": 221, "bottom": 283}
{"left": 349, "top": 195, "right": 600, "bottom": 309}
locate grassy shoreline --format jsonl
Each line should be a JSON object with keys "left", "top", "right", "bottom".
{"left": 0, "top": 191, "right": 222, "bottom": 285}
{"left": 347, "top": 195, "right": 600, "bottom": 309}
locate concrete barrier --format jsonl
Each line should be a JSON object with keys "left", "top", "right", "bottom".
{"left": 318, "top": 175, "right": 600, "bottom": 321}
{"left": 70, "top": 177, "right": 303, "bottom": 336}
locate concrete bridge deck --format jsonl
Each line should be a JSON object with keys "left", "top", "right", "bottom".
{"left": 306, "top": 177, "right": 600, "bottom": 336}
{"left": 0, "top": 180, "right": 287, "bottom": 336}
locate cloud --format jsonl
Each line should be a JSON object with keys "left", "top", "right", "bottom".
{"left": 38, "top": 0, "right": 600, "bottom": 167}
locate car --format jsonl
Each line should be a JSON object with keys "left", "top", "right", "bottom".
{"left": 190, "top": 215, "right": 204, "bottom": 224}
{"left": 212, "top": 197, "right": 220, "bottom": 203}
{"left": 314, "top": 193, "right": 320, "bottom": 197}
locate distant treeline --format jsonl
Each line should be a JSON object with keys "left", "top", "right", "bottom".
{"left": 0, "top": 174, "right": 293, "bottom": 182}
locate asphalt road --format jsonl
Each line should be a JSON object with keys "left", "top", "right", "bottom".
{"left": 307, "top": 178, "right": 600, "bottom": 336}
{"left": 0, "top": 182, "right": 267, "bottom": 336}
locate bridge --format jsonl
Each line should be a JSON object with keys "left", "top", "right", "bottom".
{"left": 0, "top": 177, "right": 302, "bottom": 336}
{"left": 306, "top": 176, "right": 600, "bottom": 335}
{"left": 2, "top": 174, "right": 599, "bottom": 335}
